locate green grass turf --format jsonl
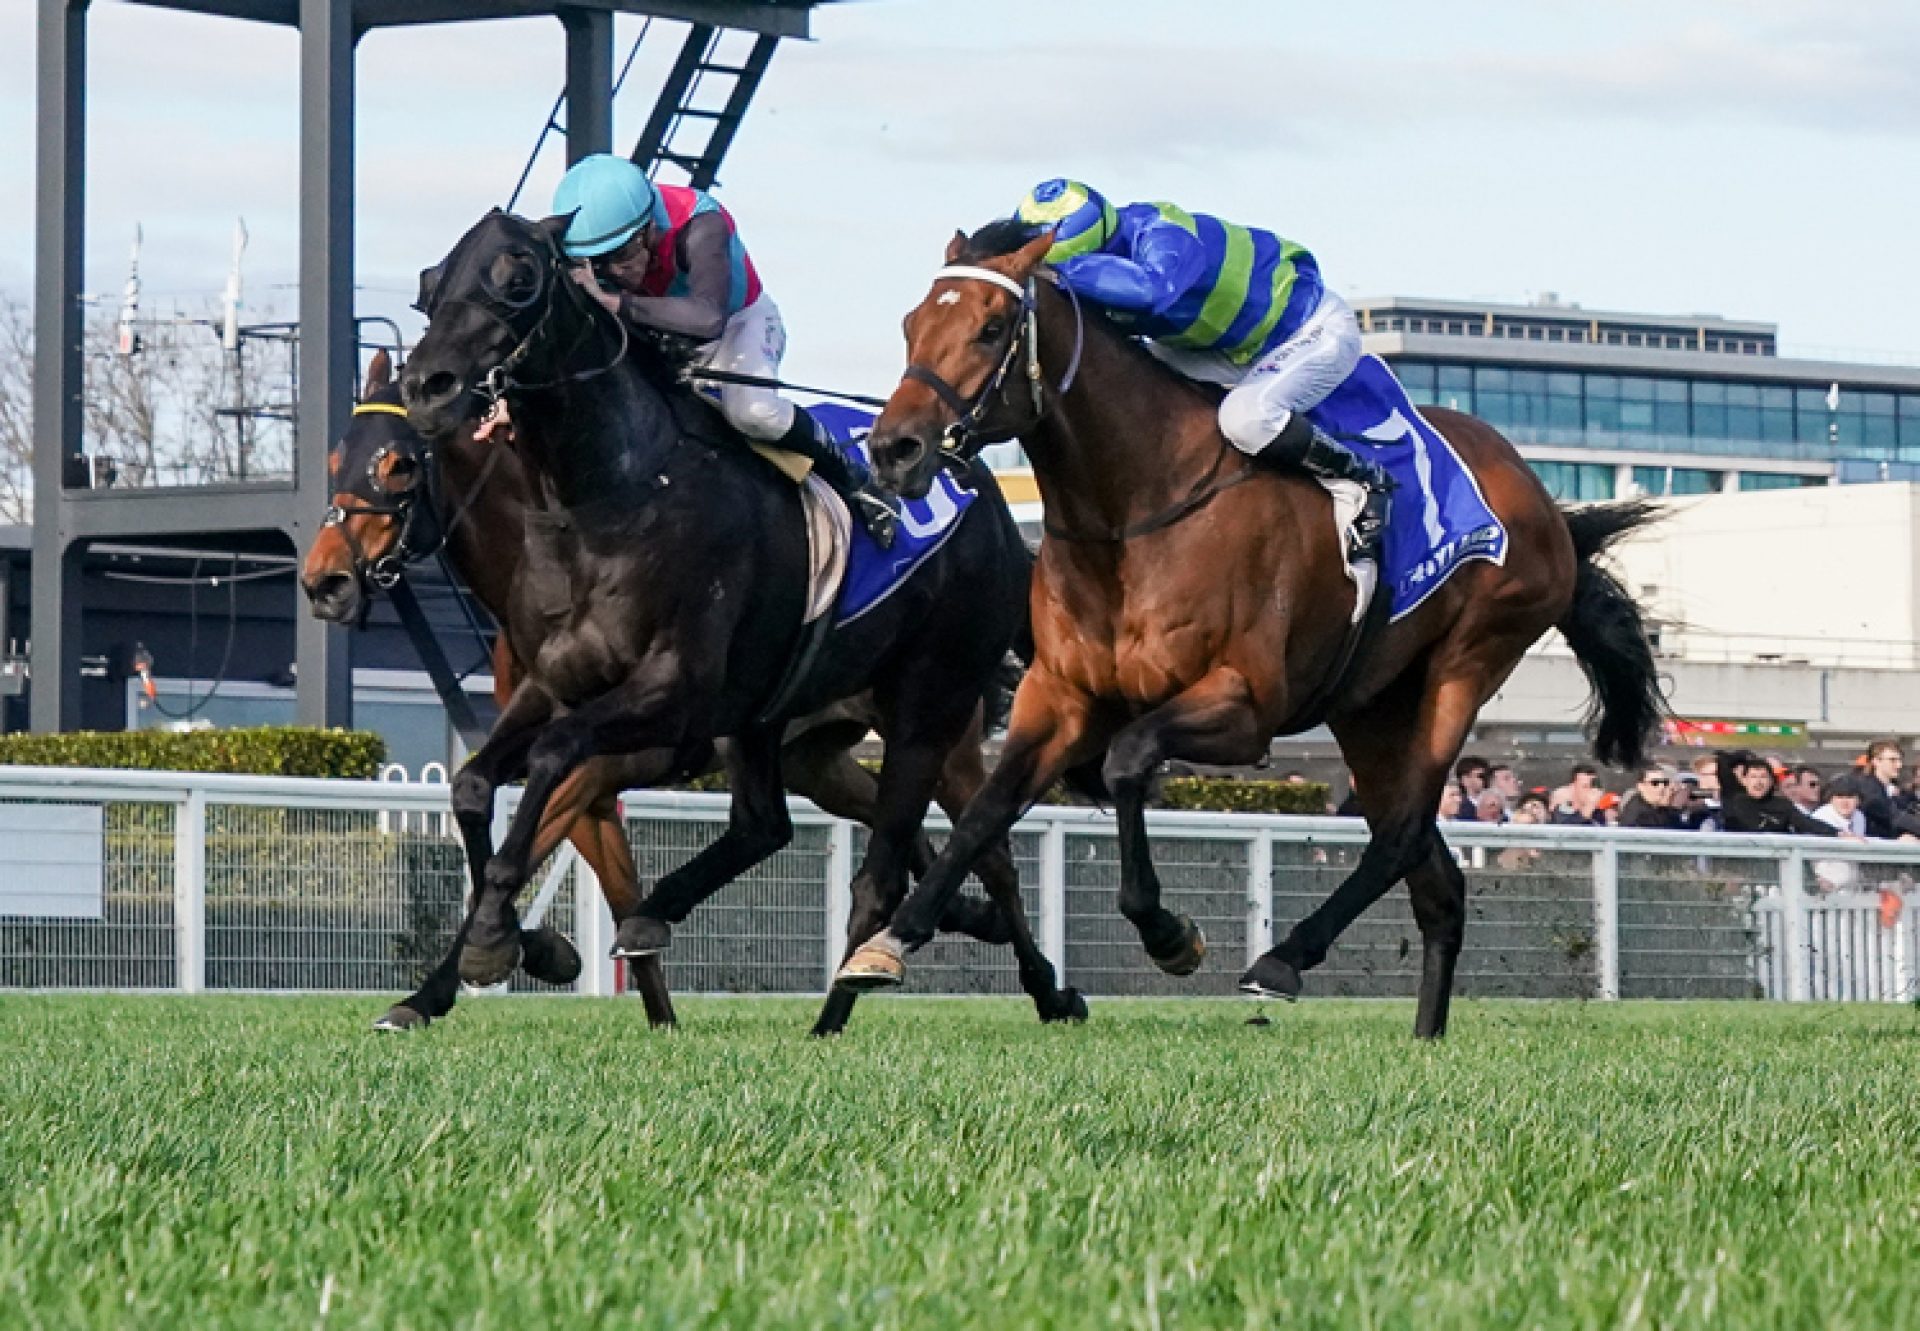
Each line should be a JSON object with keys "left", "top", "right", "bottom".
{"left": 4, "top": 996, "right": 1920, "bottom": 1330}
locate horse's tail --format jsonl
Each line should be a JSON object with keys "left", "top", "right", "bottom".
{"left": 1557, "top": 500, "right": 1667, "bottom": 770}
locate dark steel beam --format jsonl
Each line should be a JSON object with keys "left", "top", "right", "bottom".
{"left": 121, "top": 0, "right": 820, "bottom": 36}
{"left": 561, "top": 6, "right": 614, "bottom": 162}
{"left": 60, "top": 487, "right": 304, "bottom": 541}
{"left": 30, "top": 0, "right": 88, "bottom": 733}
{"left": 122, "top": 0, "right": 298, "bottom": 24}
{"left": 351, "top": 0, "right": 812, "bottom": 38}
{"left": 295, "top": 0, "right": 354, "bottom": 728}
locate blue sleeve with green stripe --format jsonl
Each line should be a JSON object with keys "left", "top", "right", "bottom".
{"left": 1055, "top": 215, "right": 1208, "bottom": 316}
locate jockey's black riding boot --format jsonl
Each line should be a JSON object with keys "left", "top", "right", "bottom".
{"left": 780, "top": 408, "right": 898, "bottom": 549}
{"left": 1256, "top": 412, "right": 1392, "bottom": 560}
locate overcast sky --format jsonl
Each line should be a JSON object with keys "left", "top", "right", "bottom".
{"left": 2, "top": 0, "right": 1917, "bottom": 392}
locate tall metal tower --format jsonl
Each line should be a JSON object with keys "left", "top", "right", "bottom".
{"left": 31, "top": 0, "right": 832, "bottom": 733}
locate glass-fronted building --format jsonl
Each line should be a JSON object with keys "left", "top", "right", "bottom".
{"left": 1356, "top": 296, "right": 1920, "bottom": 501}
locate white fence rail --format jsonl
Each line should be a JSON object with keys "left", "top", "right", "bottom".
{"left": 5, "top": 765, "right": 1920, "bottom": 1003}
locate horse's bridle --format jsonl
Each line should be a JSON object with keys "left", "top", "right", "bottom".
{"left": 900, "top": 265, "right": 1083, "bottom": 460}
{"left": 321, "top": 401, "right": 502, "bottom": 590}
{"left": 418, "top": 217, "right": 631, "bottom": 413}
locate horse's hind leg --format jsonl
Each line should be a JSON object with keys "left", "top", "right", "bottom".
{"left": 1247, "top": 659, "right": 1493, "bottom": 1032}
{"left": 1405, "top": 835, "right": 1467, "bottom": 1039}
{"left": 1100, "top": 668, "right": 1269, "bottom": 976}
{"left": 616, "top": 723, "right": 791, "bottom": 956}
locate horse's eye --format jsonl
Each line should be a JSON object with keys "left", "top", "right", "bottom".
{"left": 978, "top": 319, "right": 1006, "bottom": 345}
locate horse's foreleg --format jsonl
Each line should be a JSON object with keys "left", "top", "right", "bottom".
{"left": 461, "top": 678, "right": 691, "bottom": 987}
{"left": 373, "top": 682, "right": 553, "bottom": 1031}
{"left": 616, "top": 724, "right": 790, "bottom": 956}
{"left": 783, "top": 722, "right": 1008, "bottom": 943}
{"left": 837, "top": 674, "right": 1107, "bottom": 990}
{"left": 1101, "top": 668, "right": 1268, "bottom": 977}
{"left": 932, "top": 713, "right": 1081, "bottom": 1023}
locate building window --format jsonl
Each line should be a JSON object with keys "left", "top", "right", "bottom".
{"left": 1738, "top": 472, "right": 1821, "bottom": 491}
{"left": 1531, "top": 461, "right": 1615, "bottom": 501}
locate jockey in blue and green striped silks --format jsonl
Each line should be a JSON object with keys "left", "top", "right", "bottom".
{"left": 1015, "top": 178, "right": 1391, "bottom": 554}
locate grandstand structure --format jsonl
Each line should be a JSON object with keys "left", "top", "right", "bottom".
{"left": 29, "top": 0, "right": 838, "bottom": 733}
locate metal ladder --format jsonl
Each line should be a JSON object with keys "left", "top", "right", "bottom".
{"left": 629, "top": 24, "right": 781, "bottom": 190}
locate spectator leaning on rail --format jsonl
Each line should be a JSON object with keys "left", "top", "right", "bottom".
{"left": 1856, "top": 739, "right": 1920, "bottom": 840}
{"left": 1453, "top": 756, "right": 1491, "bottom": 821}
{"left": 1716, "top": 750, "right": 1837, "bottom": 837}
{"left": 1811, "top": 773, "right": 1871, "bottom": 891}
{"left": 1783, "top": 764, "right": 1824, "bottom": 816}
{"left": 1617, "top": 764, "right": 1682, "bottom": 830}
{"left": 1549, "top": 762, "right": 1603, "bottom": 825}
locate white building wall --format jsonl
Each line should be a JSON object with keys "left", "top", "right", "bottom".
{"left": 1607, "top": 482, "right": 1919, "bottom": 668}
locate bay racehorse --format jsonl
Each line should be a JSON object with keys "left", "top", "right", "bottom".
{"left": 838, "top": 222, "right": 1664, "bottom": 1038}
{"left": 301, "top": 352, "right": 1031, "bottom": 1032}
{"left": 395, "top": 209, "right": 1085, "bottom": 1033}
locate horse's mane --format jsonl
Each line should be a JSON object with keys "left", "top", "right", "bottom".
{"left": 960, "top": 217, "right": 1043, "bottom": 261}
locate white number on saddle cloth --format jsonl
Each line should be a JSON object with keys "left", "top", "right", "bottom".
{"left": 1362, "top": 407, "right": 1444, "bottom": 546}
{"left": 897, "top": 476, "right": 961, "bottom": 540}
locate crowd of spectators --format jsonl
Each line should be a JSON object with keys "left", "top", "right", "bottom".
{"left": 1340, "top": 740, "right": 1920, "bottom": 848}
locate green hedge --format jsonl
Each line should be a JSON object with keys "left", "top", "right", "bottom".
{"left": 682, "top": 765, "right": 1330, "bottom": 816}
{"left": 0, "top": 727, "right": 386, "bottom": 779}
{"left": 1156, "top": 777, "right": 1330, "bottom": 816}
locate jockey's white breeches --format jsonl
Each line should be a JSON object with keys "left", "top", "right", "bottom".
{"left": 690, "top": 294, "right": 795, "bottom": 441}
{"left": 1145, "top": 289, "right": 1363, "bottom": 454}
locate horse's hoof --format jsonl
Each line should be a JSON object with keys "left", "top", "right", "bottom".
{"left": 1238, "top": 952, "right": 1303, "bottom": 1001}
{"left": 372, "top": 1005, "right": 428, "bottom": 1032}
{"left": 519, "top": 926, "right": 582, "bottom": 986}
{"left": 835, "top": 932, "right": 906, "bottom": 991}
{"left": 1149, "top": 915, "right": 1207, "bottom": 977}
{"left": 459, "top": 940, "right": 522, "bottom": 988}
{"left": 613, "top": 915, "right": 672, "bottom": 958}
{"left": 1040, "top": 987, "right": 1088, "bottom": 1024}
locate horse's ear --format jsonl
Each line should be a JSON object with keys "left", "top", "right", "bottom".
{"left": 540, "top": 212, "right": 575, "bottom": 248}
{"left": 362, "top": 348, "right": 392, "bottom": 399}
{"left": 943, "top": 230, "right": 969, "bottom": 264}
{"left": 413, "top": 262, "right": 443, "bottom": 314}
{"left": 1011, "top": 229, "right": 1055, "bottom": 275}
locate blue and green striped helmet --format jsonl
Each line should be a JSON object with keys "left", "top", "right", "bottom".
{"left": 1016, "top": 179, "right": 1118, "bottom": 264}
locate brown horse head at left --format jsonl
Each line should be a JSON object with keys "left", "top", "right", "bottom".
{"left": 302, "top": 349, "right": 451, "bottom": 624}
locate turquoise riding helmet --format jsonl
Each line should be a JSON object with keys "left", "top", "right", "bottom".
{"left": 552, "top": 154, "right": 664, "bottom": 259}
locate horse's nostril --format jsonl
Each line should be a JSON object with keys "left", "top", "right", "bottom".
{"left": 893, "top": 435, "right": 928, "bottom": 467}
{"left": 420, "top": 371, "right": 460, "bottom": 406}
{"left": 305, "top": 571, "right": 352, "bottom": 607}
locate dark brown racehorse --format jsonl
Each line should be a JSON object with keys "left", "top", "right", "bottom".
{"left": 838, "top": 222, "right": 1663, "bottom": 1038}
{"left": 302, "top": 352, "right": 1056, "bottom": 1034}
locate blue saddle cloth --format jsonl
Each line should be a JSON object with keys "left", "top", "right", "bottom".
{"left": 1305, "top": 355, "right": 1508, "bottom": 621}
{"left": 804, "top": 403, "right": 979, "bottom": 627}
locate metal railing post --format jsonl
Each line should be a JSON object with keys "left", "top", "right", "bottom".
{"left": 1781, "top": 849, "right": 1810, "bottom": 1002}
{"left": 1247, "top": 831, "right": 1274, "bottom": 966}
{"left": 1040, "top": 819, "right": 1068, "bottom": 983}
{"left": 574, "top": 856, "right": 616, "bottom": 997}
{"left": 825, "top": 819, "right": 853, "bottom": 982}
{"left": 1593, "top": 843, "right": 1621, "bottom": 1001}
{"left": 174, "top": 789, "right": 207, "bottom": 994}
